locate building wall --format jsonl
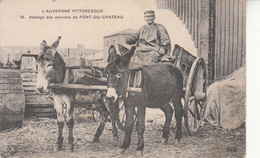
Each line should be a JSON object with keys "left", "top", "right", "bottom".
{"left": 85, "top": 51, "right": 103, "bottom": 61}
{"left": 214, "top": 0, "right": 246, "bottom": 80}
{"left": 103, "top": 34, "right": 131, "bottom": 62}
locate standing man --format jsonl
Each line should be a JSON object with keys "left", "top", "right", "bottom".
{"left": 126, "top": 10, "right": 171, "bottom": 65}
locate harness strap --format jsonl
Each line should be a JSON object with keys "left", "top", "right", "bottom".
{"left": 126, "top": 70, "right": 142, "bottom": 98}
{"left": 126, "top": 73, "right": 131, "bottom": 98}
{"left": 63, "top": 69, "right": 70, "bottom": 84}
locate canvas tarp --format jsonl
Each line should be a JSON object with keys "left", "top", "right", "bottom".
{"left": 204, "top": 65, "right": 246, "bottom": 129}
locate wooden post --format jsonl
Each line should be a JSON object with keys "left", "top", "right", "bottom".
{"left": 198, "top": 0, "right": 209, "bottom": 82}
{"left": 208, "top": 0, "right": 216, "bottom": 84}
{"left": 198, "top": 0, "right": 215, "bottom": 85}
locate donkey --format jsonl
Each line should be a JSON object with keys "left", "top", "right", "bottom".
{"left": 105, "top": 45, "right": 184, "bottom": 156}
{"left": 36, "top": 37, "right": 119, "bottom": 151}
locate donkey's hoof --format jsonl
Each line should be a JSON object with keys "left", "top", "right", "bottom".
{"left": 136, "top": 150, "right": 143, "bottom": 157}
{"left": 69, "top": 144, "right": 74, "bottom": 152}
{"left": 174, "top": 138, "right": 181, "bottom": 146}
{"left": 161, "top": 138, "right": 168, "bottom": 145}
{"left": 117, "top": 148, "right": 126, "bottom": 154}
{"left": 54, "top": 144, "right": 62, "bottom": 152}
{"left": 92, "top": 137, "right": 100, "bottom": 143}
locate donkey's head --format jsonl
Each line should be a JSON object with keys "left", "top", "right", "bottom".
{"left": 105, "top": 45, "right": 136, "bottom": 102}
{"left": 36, "top": 36, "right": 65, "bottom": 93}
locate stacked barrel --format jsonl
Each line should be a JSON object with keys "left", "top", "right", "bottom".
{"left": 21, "top": 70, "right": 56, "bottom": 118}
{"left": 0, "top": 69, "right": 25, "bottom": 131}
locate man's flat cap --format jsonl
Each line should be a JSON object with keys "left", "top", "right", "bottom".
{"left": 144, "top": 10, "right": 155, "bottom": 15}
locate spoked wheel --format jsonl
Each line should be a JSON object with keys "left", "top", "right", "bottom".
{"left": 184, "top": 57, "right": 207, "bottom": 136}
{"left": 92, "top": 108, "right": 101, "bottom": 123}
{"left": 118, "top": 100, "right": 126, "bottom": 127}
{"left": 116, "top": 100, "right": 137, "bottom": 131}
{"left": 74, "top": 107, "right": 88, "bottom": 123}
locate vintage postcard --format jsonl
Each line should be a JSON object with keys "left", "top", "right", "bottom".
{"left": 0, "top": 0, "right": 246, "bottom": 157}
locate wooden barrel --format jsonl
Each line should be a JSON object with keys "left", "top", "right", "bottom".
{"left": 24, "top": 93, "right": 56, "bottom": 118}
{"left": 0, "top": 69, "right": 25, "bottom": 131}
{"left": 21, "top": 71, "right": 56, "bottom": 118}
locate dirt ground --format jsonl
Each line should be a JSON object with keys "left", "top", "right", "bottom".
{"left": 0, "top": 109, "right": 245, "bottom": 158}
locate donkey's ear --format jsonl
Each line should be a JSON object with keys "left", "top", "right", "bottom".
{"left": 52, "top": 36, "right": 62, "bottom": 49}
{"left": 118, "top": 44, "right": 129, "bottom": 55}
{"left": 50, "top": 36, "right": 61, "bottom": 56}
{"left": 107, "top": 45, "right": 117, "bottom": 63}
{"left": 40, "top": 40, "right": 47, "bottom": 50}
{"left": 121, "top": 46, "right": 136, "bottom": 66}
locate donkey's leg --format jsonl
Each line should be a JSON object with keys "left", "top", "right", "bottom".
{"left": 54, "top": 96, "right": 65, "bottom": 151}
{"left": 111, "top": 117, "right": 119, "bottom": 141}
{"left": 118, "top": 105, "right": 135, "bottom": 153}
{"left": 57, "top": 120, "right": 64, "bottom": 150}
{"left": 172, "top": 99, "right": 183, "bottom": 143}
{"left": 160, "top": 104, "right": 174, "bottom": 145}
{"left": 64, "top": 97, "right": 74, "bottom": 152}
{"left": 92, "top": 99, "right": 109, "bottom": 142}
{"left": 110, "top": 100, "right": 119, "bottom": 141}
{"left": 136, "top": 106, "right": 146, "bottom": 156}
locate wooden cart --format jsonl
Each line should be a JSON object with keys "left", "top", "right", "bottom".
{"left": 48, "top": 63, "right": 141, "bottom": 124}
{"left": 49, "top": 65, "right": 108, "bottom": 122}
{"left": 48, "top": 44, "right": 207, "bottom": 135}
{"left": 115, "top": 44, "right": 207, "bottom": 135}
{"left": 171, "top": 44, "right": 207, "bottom": 135}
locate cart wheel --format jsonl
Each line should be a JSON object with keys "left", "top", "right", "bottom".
{"left": 73, "top": 107, "right": 79, "bottom": 123}
{"left": 184, "top": 57, "right": 207, "bottom": 136}
{"left": 74, "top": 107, "right": 87, "bottom": 123}
{"left": 118, "top": 101, "right": 126, "bottom": 127}
{"left": 92, "top": 109, "right": 101, "bottom": 123}
{"left": 116, "top": 100, "right": 137, "bottom": 131}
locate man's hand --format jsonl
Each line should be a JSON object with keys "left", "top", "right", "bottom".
{"left": 158, "top": 46, "right": 166, "bottom": 56}
{"left": 126, "top": 35, "right": 138, "bottom": 45}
